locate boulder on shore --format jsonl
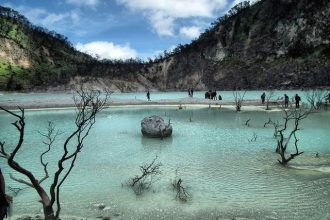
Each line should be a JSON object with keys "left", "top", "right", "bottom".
{"left": 141, "top": 115, "right": 172, "bottom": 138}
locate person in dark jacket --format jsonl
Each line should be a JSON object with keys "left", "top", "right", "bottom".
{"left": 0, "top": 168, "right": 12, "bottom": 219}
{"left": 261, "top": 92, "right": 266, "bottom": 104}
{"left": 146, "top": 89, "right": 151, "bottom": 101}
{"left": 284, "top": 94, "right": 289, "bottom": 108}
{"left": 295, "top": 94, "right": 301, "bottom": 108}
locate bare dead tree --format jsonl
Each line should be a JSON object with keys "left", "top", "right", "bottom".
{"left": 305, "top": 89, "right": 326, "bottom": 110}
{"left": 128, "top": 156, "right": 162, "bottom": 195}
{"left": 189, "top": 111, "right": 193, "bottom": 122}
{"left": 275, "top": 107, "right": 311, "bottom": 166}
{"left": 264, "top": 118, "right": 280, "bottom": 138}
{"left": 172, "top": 178, "right": 190, "bottom": 202}
{"left": 0, "top": 88, "right": 110, "bottom": 220}
{"left": 7, "top": 186, "right": 27, "bottom": 196}
{"left": 233, "top": 90, "right": 246, "bottom": 112}
{"left": 265, "top": 90, "right": 275, "bottom": 110}
{"left": 244, "top": 118, "right": 251, "bottom": 127}
{"left": 171, "top": 169, "right": 190, "bottom": 202}
{"left": 248, "top": 132, "right": 257, "bottom": 142}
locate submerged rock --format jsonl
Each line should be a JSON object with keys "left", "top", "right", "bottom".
{"left": 141, "top": 115, "right": 172, "bottom": 138}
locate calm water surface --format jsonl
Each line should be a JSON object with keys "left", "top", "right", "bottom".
{"left": 0, "top": 106, "right": 330, "bottom": 220}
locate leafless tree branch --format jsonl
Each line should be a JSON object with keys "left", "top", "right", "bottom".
{"left": 172, "top": 178, "right": 190, "bottom": 202}
{"left": 233, "top": 90, "right": 246, "bottom": 112}
{"left": 128, "top": 156, "right": 162, "bottom": 195}
{"left": 305, "top": 89, "right": 326, "bottom": 110}
{"left": 265, "top": 90, "right": 275, "bottom": 110}
{"left": 0, "top": 87, "right": 111, "bottom": 220}
{"left": 274, "top": 106, "right": 311, "bottom": 165}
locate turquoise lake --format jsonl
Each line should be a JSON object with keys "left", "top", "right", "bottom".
{"left": 0, "top": 92, "right": 330, "bottom": 219}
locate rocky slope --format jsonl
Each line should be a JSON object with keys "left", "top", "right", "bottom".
{"left": 1, "top": 0, "right": 330, "bottom": 91}
{"left": 143, "top": 0, "right": 330, "bottom": 90}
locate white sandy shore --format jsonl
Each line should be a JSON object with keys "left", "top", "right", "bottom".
{"left": 0, "top": 96, "right": 282, "bottom": 111}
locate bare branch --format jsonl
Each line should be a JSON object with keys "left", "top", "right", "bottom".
{"left": 50, "top": 87, "right": 111, "bottom": 215}
{"left": 233, "top": 90, "right": 246, "bottom": 112}
{"left": 274, "top": 106, "right": 311, "bottom": 165}
{"left": 244, "top": 118, "right": 250, "bottom": 127}
{"left": 9, "top": 173, "right": 33, "bottom": 188}
{"left": 0, "top": 141, "right": 9, "bottom": 158}
{"left": 264, "top": 118, "right": 280, "bottom": 138}
{"left": 305, "top": 89, "right": 326, "bottom": 110}
{"left": 172, "top": 178, "right": 190, "bottom": 202}
{"left": 265, "top": 90, "right": 275, "bottom": 110}
{"left": 248, "top": 132, "right": 257, "bottom": 142}
{"left": 0, "top": 87, "right": 110, "bottom": 219}
{"left": 128, "top": 156, "right": 162, "bottom": 195}
{"left": 38, "top": 122, "right": 61, "bottom": 184}
{"left": 7, "top": 186, "right": 27, "bottom": 196}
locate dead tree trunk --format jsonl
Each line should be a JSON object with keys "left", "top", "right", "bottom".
{"left": 305, "top": 89, "right": 326, "bottom": 110}
{"left": 0, "top": 88, "right": 110, "bottom": 219}
{"left": 265, "top": 90, "right": 275, "bottom": 110}
{"left": 233, "top": 90, "right": 246, "bottom": 112}
{"left": 275, "top": 107, "right": 310, "bottom": 166}
{"left": 128, "top": 156, "right": 162, "bottom": 195}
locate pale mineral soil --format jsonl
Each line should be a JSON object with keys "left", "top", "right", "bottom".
{"left": 0, "top": 95, "right": 282, "bottom": 111}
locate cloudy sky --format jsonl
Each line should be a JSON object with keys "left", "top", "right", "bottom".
{"left": 0, "top": 0, "right": 252, "bottom": 60}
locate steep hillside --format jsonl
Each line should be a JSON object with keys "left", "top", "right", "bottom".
{"left": 0, "top": 6, "right": 151, "bottom": 91}
{"left": 0, "top": 7, "right": 90, "bottom": 90}
{"left": 141, "top": 0, "right": 330, "bottom": 90}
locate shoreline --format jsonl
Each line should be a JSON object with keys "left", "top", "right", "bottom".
{"left": 0, "top": 97, "right": 282, "bottom": 111}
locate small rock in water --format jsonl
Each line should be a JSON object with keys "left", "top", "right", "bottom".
{"left": 17, "top": 215, "right": 32, "bottom": 220}
{"left": 93, "top": 203, "right": 106, "bottom": 210}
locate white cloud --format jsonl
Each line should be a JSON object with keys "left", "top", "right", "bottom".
{"left": 150, "top": 11, "right": 175, "bottom": 36}
{"left": 65, "top": 0, "right": 100, "bottom": 7}
{"left": 230, "top": 0, "right": 260, "bottom": 8}
{"left": 75, "top": 41, "right": 137, "bottom": 60}
{"left": 179, "top": 26, "right": 201, "bottom": 38}
{"left": 117, "top": 0, "right": 228, "bottom": 36}
{"left": 117, "top": 0, "right": 227, "bottom": 18}
{"left": 42, "top": 13, "right": 68, "bottom": 26}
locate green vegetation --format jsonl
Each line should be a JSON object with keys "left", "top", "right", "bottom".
{"left": 0, "top": 59, "right": 9, "bottom": 76}
{"left": 0, "top": 59, "right": 24, "bottom": 76}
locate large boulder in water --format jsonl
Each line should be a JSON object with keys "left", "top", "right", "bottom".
{"left": 141, "top": 115, "right": 172, "bottom": 138}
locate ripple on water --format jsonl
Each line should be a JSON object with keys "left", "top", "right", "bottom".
{"left": 1, "top": 107, "right": 329, "bottom": 219}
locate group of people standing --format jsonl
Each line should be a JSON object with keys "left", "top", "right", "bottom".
{"left": 261, "top": 92, "right": 301, "bottom": 108}
{"left": 204, "top": 90, "right": 222, "bottom": 100}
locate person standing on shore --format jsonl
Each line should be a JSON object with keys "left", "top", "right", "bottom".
{"left": 284, "top": 94, "right": 289, "bottom": 108}
{"left": 1, "top": 168, "right": 12, "bottom": 220}
{"left": 295, "top": 94, "right": 301, "bottom": 108}
{"left": 146, "top": 89, "right": 150, "bottom": 101}
{"left": 326, "top": 92, "right": 330, "bottom": 103}
{"left": 261, "top": 92, "right": 266, "bottom": 104}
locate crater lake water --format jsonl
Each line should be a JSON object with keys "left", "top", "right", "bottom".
{"left": 0, "top": 92, "right": 330, "bottom": 219}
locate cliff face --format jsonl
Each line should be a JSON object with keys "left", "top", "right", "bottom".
{"left": 1, "top": 0, "right": 330, "bottom": 91}
{"left": 138, "top": 0, "right": 330, "bottom": 90}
